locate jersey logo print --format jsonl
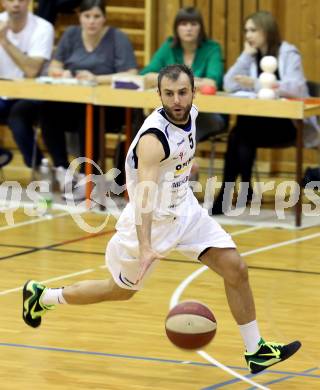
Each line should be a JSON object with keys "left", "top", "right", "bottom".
{"left": 177, "top": 138, "right": 185, "bottom": 146}
{"left": 119, "top": 272, "right": 134, "bottom": 287}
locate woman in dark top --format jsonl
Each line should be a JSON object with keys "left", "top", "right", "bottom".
{"left": 40, "top": 0, "right": 137, "bottom": 200}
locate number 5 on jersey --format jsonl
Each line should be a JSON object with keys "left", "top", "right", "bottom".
{"left": 188, "top": 133, "right": 194, "bottom": 149}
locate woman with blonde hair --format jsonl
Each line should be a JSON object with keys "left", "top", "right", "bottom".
{"left": 212, "top": 10, "right": 319, "bottom": 214}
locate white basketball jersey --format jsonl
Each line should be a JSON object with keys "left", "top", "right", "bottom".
{"left": 125, "top": 105, "right": 199, "bottom": 220}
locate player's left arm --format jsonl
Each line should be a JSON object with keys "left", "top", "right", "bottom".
{"left": 134, "top": 133, "right": 165, "bottom": 283}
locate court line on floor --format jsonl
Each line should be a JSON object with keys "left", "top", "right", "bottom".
{"left": 1, "top": 225, "right": 318, "bottom": 385}
{"left": 170, "top": 228, "right": 320, "bottom": 389}
{"left": 0, "top": 229, "right": 115, "bottom": 262}
{"left": 170, "top": 228, "right": 320, "bottom": 309}
{"left": 163, "top": 258, "right": 320, "bottom": 275}
{"left": 198, "top": 351, "right": 269, "bottom": 390}
{"left": 0, "top": 243, "right": 38, "bottom": 249}
{"left": 0, "top": 229, "right": 115, "bottom": 296}
{"left": 0, "top": 269, "right": 96, "bottom": 296}
{"left": 247, "top": 367, "right": 320, "bottom": 389}
{"left": 2, "top": 240, "right": 320, "bottom": 276}
{"left": 0, "top": 226, "right": 256, "bottom": 296}
{"left": 3, "top": 225, "right": 320, "bottom": 298}
{"left": 1, "top": 226, "right": 320, "bottom": 299}
{"left": 201, "top": 367, "right": 319, "bottom": 389}
{"left": 0, "top": 212, "right": 69, "bottom": 231}
{"left": 0, "top": 342, "right": 319, "bottom": 379}
{"left": 229, "top": 225, "right": 264, "bottom": 236}
{"left": 0, "top": 248, "right": 40, "bottom": 262}
{"left": 169, "top": 226, "right": 267, "bottom": 390}
{"left": 248, "top": 265, "right": 320, "bottom": 276}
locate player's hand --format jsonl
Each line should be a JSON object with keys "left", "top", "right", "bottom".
{"left": 244, "top": 41, "right": 257, "bottom": 55}
{"left": 234, "top": 75, "right": 255, "bottom": 89}
{"left": 135, "top": 247, "right": 164, "bottom": 285}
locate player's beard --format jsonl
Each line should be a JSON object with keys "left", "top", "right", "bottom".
{"left": 162, "top": 103, "right": 192, "bottom": 124}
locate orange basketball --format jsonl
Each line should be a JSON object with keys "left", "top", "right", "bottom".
{"left": 165, "top": 301, "right": 217, "bottom": 350}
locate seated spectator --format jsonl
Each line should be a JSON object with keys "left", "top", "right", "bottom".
{"left": 212, "top": 10, "right": 320, "bottom": 215}
{"left": 40, "top": 0, "right": 137, "bottom": 200}
{"left": 0, "top": 0, "right": 54, "bottom": 170}
{"left": 36, "top": 0, "right": 81, "bottom": 25}
{"left": 140, "top": 6, "right": 227, "bottom": 144}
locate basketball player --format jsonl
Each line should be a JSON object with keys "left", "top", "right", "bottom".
{"left": 22, "top": 64, "right": 301, "bottom": 374}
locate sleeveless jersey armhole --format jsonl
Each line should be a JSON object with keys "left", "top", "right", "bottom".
{"left": 133, "top": 128, "right": 170, "bottom": 168}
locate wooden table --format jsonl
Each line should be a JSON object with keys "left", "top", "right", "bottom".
{"left": 1, "top": 79, "right": 319, "bottom": 226}
{"left": 0, "top": 79, "right": 96, "bottom": 184}
{"left": 95, "top": 87, "right": 320, "bottom": 227}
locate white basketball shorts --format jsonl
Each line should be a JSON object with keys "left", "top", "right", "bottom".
{"left": 106, "top": 203, "right": 236, "bottom": 290}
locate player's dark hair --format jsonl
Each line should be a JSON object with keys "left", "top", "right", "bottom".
{"left": 79, "top": 0, "right": 106, "bottom": 16}
{"left": 172, "top": 7, "right": 207, "bottom": 48}
{"left": 245, "top": 11, "right": 281, "bottom": 57}
{"left": 158, "top": 64, "right": 194, "bottom": 91}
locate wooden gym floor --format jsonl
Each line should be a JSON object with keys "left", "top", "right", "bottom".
{"left": 0, "top": 208, "right": 319, "bottom": 389}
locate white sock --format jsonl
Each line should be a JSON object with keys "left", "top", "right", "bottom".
{"left": 41, "top": 288, "right": 67, "bottom": 305}
{"left": 239, "top": 320, "right": 261, "bottom": 353}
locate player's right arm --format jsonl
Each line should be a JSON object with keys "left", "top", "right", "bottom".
{"left": 134, "top": 133, "right": 165, "bottom": 284}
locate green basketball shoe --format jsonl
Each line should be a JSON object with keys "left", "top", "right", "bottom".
{"left": 245, "top": 338, "right": 301, "bottom": 374}
{"left": 22, "top": 280, "right": 54, "bottom": 328}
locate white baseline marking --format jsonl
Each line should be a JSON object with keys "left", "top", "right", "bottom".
{"left": 0, "top": 224, "right": 263, "bottom": 296}
{"left": 0, "top": 223, "right": 314, "bottom": 387}
{"left": 0, "top": 269, "right": 94, "bottom": 296}
{"left": 230, "top": 225, "right": 264, "bottom": 236}
{"left": 198, "top": 351, "right": 269, "bottom": 390}
{"left": 170, "top": 228, "right": 320, "bottom": 309}
{"left": 0, "top": 212, "right": 69, "bottom": 232}
{"left": 170, "top": 228, "right": 320, "bottom": 389}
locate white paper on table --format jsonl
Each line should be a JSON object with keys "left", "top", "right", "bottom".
{"left": 231, "top": 91, "right": 257, "bottom": 98}
{"left": 36, "top": 76, "right": 96, "bottom": 86}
